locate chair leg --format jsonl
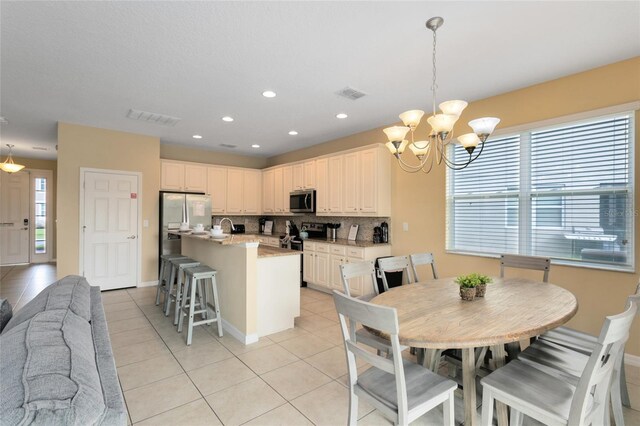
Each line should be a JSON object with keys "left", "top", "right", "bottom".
{"left": 443, "top": 391, "right": 455, "bottom": 426}
{"left": 348, "top": 393, "right": 358, "bottom": 426}
{"left": 156, "top": 260, "right": 165, "bottom": 306}
{"left": 196, "top": 279, "right": 205, "bottom": 320}
{"left": 177, "top": 277, "right": 190, "bottom": 333}
{"left": 620, "top": 357, "right": 631, "bottom": 407}
{"left": 186, "top": 276, "right": 198, "bottom": 346}
{"left": 164, "top": 265, "right": 176, "bottom": 316}
{"left": 510, "top": 409, "right": 523, "bottom": 426}
{"left": 481, "top": 389, "right": 494, "bottom": 426}
{"left": 211, "top": 275, "right": 223, "bottom": 337}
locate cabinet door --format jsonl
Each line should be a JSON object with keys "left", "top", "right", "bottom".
{"left": 161, "top": 161, "right": 185, "bottom": 191}
{"left": 184, "top": 164, "right": 207, "bottom": 192}
{"left": 226, "top": 169, "right": 244, "bottom": 213}
{"left": 304, "top": 160, "right": 316, "bottom": 189}
{"left": 292, "top": 164, "right": 304, "bottom": 190}
{"left": 303, "top": 251, "right": 315, "bottom": 283}
{"left": 243, "top": 170, "right": 261, "bottom": 214}
{"left": 346, "top": 257, "right": 364, "bottom": 296}
{"left": 273, "top": 167, "right": 284, "bottom": 213}
{"left": 328, "top": 155, "right": 343, "bottom": 213}
{"left": 207, "top": 166, "right": 227, "bottom": 214}
{"left": 314, "top": 252, "right": 330, "bottom": 287}
{"left": 282, "top": 166, "right": 293, "bottom": 214}
{"left": 315, "top": 158, "right": 328, "bottom": 214}
{"left": 343, "top": 152, "right": 359, "bottom": 214}
{"left": 330, "top": 255, "right": 346, "bottom": 291}
{"left": 359, "top": 148, "right": 378, "bottom": 213}
{"left": 262, "top": 169, "right": 275, "bottom": 213}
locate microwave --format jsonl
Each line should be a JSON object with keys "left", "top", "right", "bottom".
{"left": 290, "top": 190, "right": 316, "bottom": 213}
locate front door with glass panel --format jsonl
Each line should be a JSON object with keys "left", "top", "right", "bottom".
{"left": 0, "top": 171, "right": 30, "bottom": 265}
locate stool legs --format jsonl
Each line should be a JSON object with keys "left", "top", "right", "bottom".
{"left": 210, "top": 276, "right": 223, "bottom": 337}
{"left": 155, "top": 260, "right": 166, "bottom": 306}
{"left": 174, "top": 268, "right": 185, "bottom": 325}
{"left": 178, "top": 269, "right": 223, "bottom": 345}
{"left": 164, "top": 265, "right": 177, "bottom": 316}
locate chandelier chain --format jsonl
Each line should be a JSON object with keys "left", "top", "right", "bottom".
{"left": 431, "top": 27, "right": 438, "bottom": 116}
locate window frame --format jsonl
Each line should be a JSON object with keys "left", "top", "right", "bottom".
{"left": 446, "top": 107, "right": 636, "bottom": 273}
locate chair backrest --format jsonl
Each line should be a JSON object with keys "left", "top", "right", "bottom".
{"left": 499, "top": 254, "right": 551, "bottom": 282}
{"left": 569, "top": 295, "right": 638, "bottom": 424}
{"left": 377, "top": 256, "right": 413, "bottom": 291}
{"left": 340, "top": 261, "right": 378, "bottom": 297}
{"left": 409, "top": 252, "right": 438, "bottom": 281}
{"left": 332, "top": 290, "right": 408, "bottom": 423}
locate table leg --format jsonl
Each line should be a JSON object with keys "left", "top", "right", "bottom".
{"left": 462, "top": 348, "right": 477, "bottom": 426}
{"left": 491, "top": 344, "right": 509, "bottom": 426}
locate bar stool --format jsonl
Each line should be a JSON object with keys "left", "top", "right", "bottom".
{"left": 178, "top": 265, "right": 223, "bottom": 345}
{"left": 156, "top": 254, "right": 187, "bottom": 308}
{"left": 165, "top": 257, "right": 201, "bottom": 325}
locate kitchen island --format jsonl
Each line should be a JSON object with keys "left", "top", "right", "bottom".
{"left": 175, "top": 232, "right": 300, "bottom": 344}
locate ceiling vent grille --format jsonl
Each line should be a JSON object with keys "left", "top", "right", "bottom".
{"left": 126, "top": 109, "right": 182, "bottom": 126}
{"left": 335, "top": 87, "right": 367, "bottom": 101}
{"left": 219, "top": 144, "right": 237, "bottom": 149}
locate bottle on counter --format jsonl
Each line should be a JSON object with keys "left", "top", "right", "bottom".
{"left": 381, "top": 222, "right": 388, "bottom": 243}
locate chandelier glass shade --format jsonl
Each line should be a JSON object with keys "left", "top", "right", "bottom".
{"left": 384, "top": 17, "right": 500, "bottom": 173}
{"left": 0, "top": 144, "right": 25, "bottom": 173}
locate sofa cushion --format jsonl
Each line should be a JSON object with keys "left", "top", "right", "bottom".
{"left": 3, "top": 275, "right": 91, "bottom": 333}
{"left": 0, "top": 308, "right": 107, "bottom": 425}
{"left": 0, "top": 298, "right": 12, "bottom": 332}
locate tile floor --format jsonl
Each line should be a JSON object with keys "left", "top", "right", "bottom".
{"left": 2, "top": 264, "right": 640, "bottom": 425}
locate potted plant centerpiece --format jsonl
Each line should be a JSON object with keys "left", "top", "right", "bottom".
{"left": 455, "top": 274, "right": 478, "bottom": 301}
{"left": 472, "top": 273, "right": 492, "bottom": 297}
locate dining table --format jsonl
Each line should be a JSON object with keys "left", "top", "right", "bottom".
{"left": 367, "top": 277, "right": 578, "bottom": 426}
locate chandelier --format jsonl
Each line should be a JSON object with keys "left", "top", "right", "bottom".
{"left": 383, "top": 17, "right": 500, "bottom": 173}
{"left": 0, "top": 144, "right": 25, "bottom": 173}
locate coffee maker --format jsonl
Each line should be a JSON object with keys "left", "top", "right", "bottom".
{"left": 373, "top": 226, "right": 382, "bottom": 243}
{"left": 259, "top": 217, "right": 267, "bottom": 234}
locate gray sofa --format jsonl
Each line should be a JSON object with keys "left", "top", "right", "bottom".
{"left": 0, "top": 275, "right": 127, "bottom": 425}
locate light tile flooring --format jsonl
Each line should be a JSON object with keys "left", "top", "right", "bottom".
{"left": 2, "top": 264, "right": 640, "bottom": 425}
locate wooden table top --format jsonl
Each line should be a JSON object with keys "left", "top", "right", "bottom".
{"left": 368, "top": 277, "right": 578, "bottom": 349}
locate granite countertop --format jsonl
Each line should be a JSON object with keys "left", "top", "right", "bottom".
{"left": 257, "top": 246, "right": 301, "bottom": 258}
{"left": 169, "top": 231, "right": 261, "bottom": 245}
{"left": 303, "top": 237, "right": 391, "bottom": 248}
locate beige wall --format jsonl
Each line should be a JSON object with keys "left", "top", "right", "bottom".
{"left": 11, "top": 156, "right": 58, "bottom": 260}
{"left": 267, "top": 57, "right": 640, "bottom": 355}
{"left": 161, "top": 144, "right": 268, "bottom": 169}
{"left": 57, "top": 122, "right": 160, "bottom": 283}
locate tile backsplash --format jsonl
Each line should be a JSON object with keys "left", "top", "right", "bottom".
{"left": 212, "top": 215, "right": 390, "bottom": 243}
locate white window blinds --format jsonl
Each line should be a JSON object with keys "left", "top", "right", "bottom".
{"left": 447, "top": 113, "right": 634, "bottom": 271}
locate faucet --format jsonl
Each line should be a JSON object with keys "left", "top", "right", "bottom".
{"left": 218, "top": 217, "right": 235, "bottom": 231}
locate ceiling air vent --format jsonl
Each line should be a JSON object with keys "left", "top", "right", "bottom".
{"left": 126, "top": 108, "right": 181, "bottom": 127}
{"left": 335, "top": 87, "right": 367, "bottom": 101}
{"left": 0, "top": 116, "right": 8, "bottom": 124}
{"left": 220, "top": 144, "right": 237, "bottom": 149}
{"left": 32, "top": 146, "right": 48, "bottom": 151}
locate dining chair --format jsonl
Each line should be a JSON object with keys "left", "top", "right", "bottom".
{"left": 409, "top": 252, "right": 439, "bottom": 281}
{"left": 332, "top": 290, "right": 457, "bottom": 426}
{"left": 499, "top": 254, "right": 551, "bottom": 282}
{"left": 339, "top": 261, "right": 407, "bottom": 355}
{"left": 480, "top": 297, "right": 638, "bottom": 426}
{"left": 521, "top": 284, "right": 640, "bottom": 426}
{"left": 377, "top": 256, "right": 414, "bottom": 290}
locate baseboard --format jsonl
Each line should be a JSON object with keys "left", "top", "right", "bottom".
{"left": 625, "top": 353, "right": 640, "bottom": 368}
{"left": 138, "top": 280, "right": 158, "bottom": 288}
{"left": 222, "top": 318, "right": 259, "bottom": 345}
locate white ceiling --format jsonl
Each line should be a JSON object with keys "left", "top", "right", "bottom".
{"left": 1, "top": 1, "right": 639, "bottom": 160}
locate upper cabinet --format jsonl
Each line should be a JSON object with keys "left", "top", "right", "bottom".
{"left": 242, "top": 169, "right": 262, "bottom": 214}
{"left": 315, "top": 158, "right": 328, "bottom": 214}
{"left": 341, "top": 146, "right": 391, "bottom": 217}
{"left": 161, "top": 160, "right": 207, "bottom": 193}
{"left": 207, "top": 166, "right": 227, "bottom": 214}
{"left": 262, "top": 169, "right": 275, "bottom": 214}
{"left": 303, "top": 160, "right": 316, "bottom": 189}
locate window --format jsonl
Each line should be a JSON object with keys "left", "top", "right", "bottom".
{"left": 447, "top": 113, "right": 634, "bottom": 271}
{"left": 34, "top": 177, "right": 46, "bottom": 254}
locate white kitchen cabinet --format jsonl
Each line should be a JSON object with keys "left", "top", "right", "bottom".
{"left": 303, "top": 250, "right": 315, "bottom": 283}
{"left": 315, "top": 158, "right": 328, "bottom": 214}
{"left": 207, "top": 166, "right": 227, "bottom": 214}
{"left": 273, "top": 167, "right": 284, "bottom": 213}
{"left": 314, "top": 252, "right": 329, "bottom": 288}
{"left": 161, "top": 161, "right": 185, "bottom": 191}
{"left": 327, "top": 155, "right": 343, "bottom": 213}
{"left": 343, "top": 152, "right": 359, "bottom": 214}
{"left": 262, "top": 169, "right": 275, "bottom": 213}
{"left": 359, "top": 148, "right": 377, "bottom": 213}
{"left": 226, "top": 168, "right": 244, "bottom": 213}
{"left": 282, "top": 166, "right": 293, "bottom": 214}
{"left": 243, "top": 169, "right": 262, "bottom": 214}
{"left": 292, "top": 163, "right": 304, "bottom": 190}
{"left": 184, "top": 164, "right": 207, "bottom": 192}
{"left": 161, "top": 160, "right": 207, "bottom": 192}
{"left": 341, "top": 146, "right": 391, "bottom": 216}
{"left": 304, "top": 160, "right": 316, "bottom": 189}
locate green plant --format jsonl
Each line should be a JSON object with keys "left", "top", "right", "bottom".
{"left": 455, "top": 273, "right": 492, "bottom": 288}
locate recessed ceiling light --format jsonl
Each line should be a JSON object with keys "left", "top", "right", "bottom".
{"left": 192, "top": 134, "right": 203, "bottom": 139}
{"left": 222, "top": 116, "right": 234, "bottom": 122}
{"left": 336, "top": 113, "right": 348, "bottom": 119}
{"left": 251, "top": 144, "right": 260, "bottom": 148}
{"left": 288, "top": 130, "right": 298, "bottom": 136}
{"left": 262, "top": 90, "right": 276, "bottom": 98}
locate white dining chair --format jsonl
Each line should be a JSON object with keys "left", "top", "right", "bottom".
{"left": 521, "top": 285, "right": 640, "bottom": 426}
{"left": 409, "top": 252, "right": 439, "bottom": 281}
{"left": 339, "top": 261, "right": 407, "bottom": 355}
{"left": 332, "top": 290, "right": 457, "bottom": 426}
{"left": 500, "top": 254, "right": 551, "bottom": 282}
{"left": 377, "top": 256, "right": 414, "bottom": 290}
{"left": 480, "top": 297, "right": 638, "bottom": 426}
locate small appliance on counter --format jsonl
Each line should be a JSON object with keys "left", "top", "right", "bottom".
{"left": 258, "top": 217, "right": 267, "bottom": 234}
{"left": 381, "top": 221, "right": 389, "bottom": 243}
{"left": 301, "top": 222, "right": 327, "bottom": 239}
{"left": 231, "top": 224, "right": 245, "bottom": 234}
{"left": 373, "top": 226, "right": 383, "bottom": 244}
{"left": 326, "top": 223, "right": 341, "bottom": 241}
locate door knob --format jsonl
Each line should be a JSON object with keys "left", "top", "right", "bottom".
{"left": 127, "top": 235, "right": 136, "bottom": 239}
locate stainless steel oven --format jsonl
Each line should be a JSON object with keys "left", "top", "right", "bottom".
{"left": 289, "top": 190, "right": 316, "bottom": 213}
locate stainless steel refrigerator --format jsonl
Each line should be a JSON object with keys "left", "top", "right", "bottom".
{"left": 159, "top": 191, "right": 212, "bottom": 265}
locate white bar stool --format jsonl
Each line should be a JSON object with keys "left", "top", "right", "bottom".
{"left": 178, "top": 265, "right": 223, "bottom": 345}
{"left": 156, "top": 254, "right": 187, "bottom": 308}
{"left": 165, "top": 257, "right": 201, "bottom": 324}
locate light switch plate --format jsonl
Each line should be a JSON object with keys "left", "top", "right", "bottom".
{"left": 143, "top": 219, "right": 149, "bottom": 228}
{"left": 403, "top": 222, "right": 409, "bottom": 231}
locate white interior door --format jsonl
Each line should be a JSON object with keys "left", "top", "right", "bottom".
{"left": 82, "top": 170, "right": 139, "bottom": 290}
{"left": 0, "top": 171, "right": 30, "bottom": 264}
